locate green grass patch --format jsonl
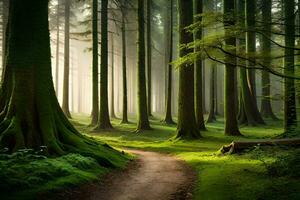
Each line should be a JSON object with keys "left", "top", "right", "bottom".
{"left": 70, "top": 114, "right": 300, "bottom": 200}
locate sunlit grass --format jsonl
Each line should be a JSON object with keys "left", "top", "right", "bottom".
{"left": 70, "top": 114, "right": 300, "bottom": 200}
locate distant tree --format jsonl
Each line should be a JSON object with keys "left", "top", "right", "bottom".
{"left": 207, "top": 63, "right": 217, "bottom": 123}
{"left": 260, "top": 0, "right": 278, "bottom": 120}
{"left": 194, "top": 0, "right": 206, "bottom": 131}
{"left": 62, "top": 0, "right": 71, "bottom": 118}
{"left": 136, "top": 0, "right": 151, "bottom": 131}
{"left": 110, "top": 33, "right": 116, "bottom": 119}
{"left": 175, "top": 0, "right": 201, "bottom": 139}
{"left": 91, "top": 0, "right": 99, "bottom": 125}
{"left": 146, "top": 0, "right": 153, "bottom": 117}
{"left": 96, "top": 0, "right": 113, "bottom": 130}
{"left": 163, "top": 0, "right": 175, "bottom": 125}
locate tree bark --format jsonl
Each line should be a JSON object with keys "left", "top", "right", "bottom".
{"left": 55, "top": 0, "right": 60, "bottom": 96}
{"left": 0, "top": 0, "right": 122, "bottom": 166}
{"left": 96, "top": 0, "right": 112, "bottom": 130}
{"left": 62, "top": 0, "right": 71, "bottom": 118}
{"left": 175, "top": 0, "right": 201, "bottom": 139}
{"left": 220, "top": 138, "right": 300, "bottom": 154}
{"left": 260, "top": 0, "right": 278, "bottom": 120}
{"left": 110, "top": 34, "right": 116, "bottom": 119}
{"left": 240, "top": 0, "right": 265, "bottom": 126}
{"left": 163, "top": 0, "right": 175, "bottom": 125}
{"left": 207, "top": 63, "right": 217, "bottom": 123}
{"left": 121, "top": 13, "right": 128, "bottom": 124}
{"left": 194, "top": 0, "right": 206, "bottom": 131}
{"left": 284, "top": 0, "right": 297, "bottom": 133}
{"left": 146, "top": 0, "right": 152, "bottom": 117}
{"left": 91, "top": 0, "right": 99, "bottom": 125}
{"left": 1, "top": 0, "right": 8, "bottom": 74}
{"left": 136, "top": 0, "right": 151, "bottom": 131}
{"left": 223, "top": 0, "right": 241, "bottom": 136}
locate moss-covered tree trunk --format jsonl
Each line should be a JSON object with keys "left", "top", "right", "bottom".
{"left": 223, "top": 0, "right": 241, "bottom": 136}
{"left": 136, "top": 0, "right": 151, "bottom": 131}
{"left": 260, "top": 0, "right": 277, "bottom": 120}
{"left": 284, "top": 0, "right": 297, "bottom": 133}
{"left": 207, "top": 63, "right": 217, "bottom": 123}
{"left": 62, "top": 0, "right": 71, "bottom": 118}
{"left": 91, "top": 0, "right": 99, "bottom": 125}
{"left": 175, "top": 0, "right": 201, "bottom": 139}
{"left": 110, "top": 34, "right": 116, "bottom": 119}
{"left": 121, "top": 14, "right": 128, "bottom": 124}
{"left": 194, "top": 0, "right": 206, "bottom": 131}
{"left": 96, "top": 0, "right": 112, "bottom": 130}
{"left": 146, "top": 0, "right": 152, "bottom": 117}
{"left": 163, "top": 0, "right": 175, "bottom": 125}
{"left": 0, "top": 0, "right": 121, "bottom": 164}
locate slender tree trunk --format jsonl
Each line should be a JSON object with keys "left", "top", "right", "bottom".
{"left": 55, "top": 0, "right": 60, "bottom": 95}
{"left": 110, "top": 34, "right": 116, "bottom": 119}
{"left": 1, "top": 0, "right": 8, "bottom": 73}
{"left": 260, "top": 0, "right": 277, "bottom": 120}
{"left": 207, "top": 63, "right": 217, "bottom": 123}
{"left": 62, "top": 0, "right": 71, "bottom": 118}
{"left": 175, "top": 0, "right": 201, "bottom": 139}
{"left": 163, "top": 0, "right": 175, "bottom": 124}
{"left": 91, "top": 0, "right": 99, "bottom": 125}
{"left": 96, "top": 0, "right": 112, "bottom": 129}
{"left": 121, "top": 14, "right": 128, "bottom": 124}
{"left": 136, "top": 0, "right": 151, "bottom": 131}
{"left": 194, "top": 0, "right": 206, "bottom": 131}
{"left": 238, "top": 0, "right": 265, "bottom": 126}
{"left": 146, "top": 0, "right": 152, "bottom": 117}
{"left": 284, "top": 0, "right": 297, "bottom": 133}
{"left": 223, "top": 0, "right": 241, "bottom": 136}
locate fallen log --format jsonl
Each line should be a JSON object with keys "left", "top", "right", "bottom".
{"left": 220, "top": 138, "right": 300, "bottom": 154}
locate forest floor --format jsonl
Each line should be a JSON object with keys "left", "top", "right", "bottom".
{"left": 2, "top": 114, "right": 300, "bottom": 200}
{"left": 70, "top": 114, "right": 300, "bottom": 200}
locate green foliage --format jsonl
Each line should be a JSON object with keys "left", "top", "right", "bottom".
{"left": 0, "top": 145, "right": 129, "bottom": 200}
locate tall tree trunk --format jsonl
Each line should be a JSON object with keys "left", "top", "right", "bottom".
{"left": 260, "top": 0, "right": 277, "bottom": 120}
{"left": 110, "top": 34, "right": 116, "bottom": 119}
{"left": 194, "top": 0, "right": 206, "bottom": 131}
{"left": 136, "top": 0, "right": 151, "bottom": 131}
{"left": 96, "top": 0, "right": 112, "bottom": 129}
{"left": 284, "top": 0, "right": 297, "bottom": 133}
{"left": 121, "top": 14, "right": 128, "bottom": 124}
{"left": 239, "top": 0, "right": 265, "bottom": 126}
{"left": 146, "top": 0, "right": 152, "bottom": 117}
{"left": 207, "top": 63, "right": 217, "bottom": 123}
{"left": 0, "top": 0, "right": 123, "bottom": 165}
{"left": 1, "top": 0, "right": 8, "bottom": 73}
{"left": 62, "top": 0, "right": 71, "bottom": 118}
{"left": 55, "top": 0, "right": 60, "bottom": 95}
{"left": 175, "top": 0, "right": 201, "bottom": 139}
{"left": 223, "top": 0, "right": 241, "bottom": 136}
{"left": 163, "top": 0, "right": 175, "bottom": 124}
{"left": 91, "top": 0, "right": 99, "bottom": 125}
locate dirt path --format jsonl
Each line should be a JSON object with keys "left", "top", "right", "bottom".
{"left": 48, "top": 150, "right": 196, "bottom": 200}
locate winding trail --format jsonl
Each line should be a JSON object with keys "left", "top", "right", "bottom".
{"left": 49, "top": 150, "right": 196, "bottom": 200}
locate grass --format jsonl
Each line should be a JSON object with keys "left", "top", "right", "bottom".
{"left": 71, "top": 113, "right": 300, "bottom": 200}
{"left": 1, "top": 113, "right": 299, "bottom": 200}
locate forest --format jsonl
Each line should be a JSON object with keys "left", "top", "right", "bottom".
{"left": 0, "top": 0, "right": 300, "bottom": 199}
